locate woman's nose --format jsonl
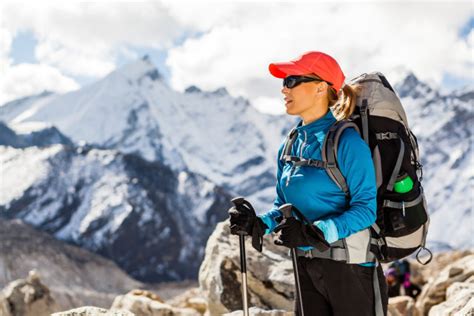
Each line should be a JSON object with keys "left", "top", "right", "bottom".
{"left": 281, "top": 86, "right": 290, "bottom": 94}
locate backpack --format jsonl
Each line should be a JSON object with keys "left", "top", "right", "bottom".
{"left": 281, "top": 72, "right": 432, "bottom": 265}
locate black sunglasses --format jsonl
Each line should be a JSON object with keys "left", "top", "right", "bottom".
{"left": 283, "top": 75, "right": 333, "bottom": 89}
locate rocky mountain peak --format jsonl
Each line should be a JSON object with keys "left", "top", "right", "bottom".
{"left": 114, "top": 55, "right": 162, "bottom": 84}
{"left": 184, "top": 85, "right": 202, "bottom": 94}
{"left": 395, "top": 72, "right": 437, "bottom": 99}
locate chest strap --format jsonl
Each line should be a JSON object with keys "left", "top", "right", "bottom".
{"left": 282, "top": 155, "right": 330, "bottom": 168}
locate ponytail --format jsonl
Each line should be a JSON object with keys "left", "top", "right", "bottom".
{"left": 329, "top": 84, "right": 361, "bottom": 121}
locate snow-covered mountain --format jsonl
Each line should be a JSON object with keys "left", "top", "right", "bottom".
{"left": 0, "top": 135, "right": 231, "bottom": 282}
{"left": 0, "top": 57, "right": 472, "bottom": 283}
{"left": 0, "top": 56, "right": 292, "bottom": 208}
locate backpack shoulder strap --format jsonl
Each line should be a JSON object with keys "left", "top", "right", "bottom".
{"left": 280, "top": 126, "right": 330, "bottom": 169}
{"left": 322, "top": 120, "right": 361, "bottom": 199}
{"left": 280, "top": 127, "right": 298, "bottom": 161}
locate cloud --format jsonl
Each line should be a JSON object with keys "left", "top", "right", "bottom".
{"left": 0, "top": 1, "right": 472, "bottom": 113}
{"left": 166, "top": 2, "right": 473, "bottom": 114}
{"left": 0, "top": 28, "right": 13, "bottom": 86}
{"left": 0, "top": 63, "right": 80, "bottom": 105}
{"left": 34, "top": 38, "right": 116, "bottom": 78}
{"left": 0, "top": 1, "right": 191, "bottom": 104}
{"left": 0, "top": 1, "right": 187, "bottom": 78}
{"left": 0, "top": 11, "right": 80, "bottom": 105}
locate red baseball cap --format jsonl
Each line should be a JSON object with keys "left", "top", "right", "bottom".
{"left": 269, "top": 51, "right": 345, "bottom": 92}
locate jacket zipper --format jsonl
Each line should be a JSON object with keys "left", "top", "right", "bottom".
{"left": 286, "top": 131, "right": 307, "bottom": 187}
{"left": 299, "top": 130, "right": 307, "bottom": 158}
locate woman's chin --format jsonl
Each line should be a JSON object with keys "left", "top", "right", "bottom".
{"left": 285, "top": 107, "right": 298, "bottom": 115}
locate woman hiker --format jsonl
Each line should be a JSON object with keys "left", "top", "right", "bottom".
{"left": 229, "top": 51, "right": 388, "bottom": 315}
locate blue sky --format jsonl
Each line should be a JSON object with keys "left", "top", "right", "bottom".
{"left": 1, "top": 1, "right": 473, "bottom": 113}
{"left": 10, "top": 31, "right": 172, "bottom": 87}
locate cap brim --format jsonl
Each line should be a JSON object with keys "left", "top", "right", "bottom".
{"left": 268, "top": 62, "right": 311, "bottom": 78}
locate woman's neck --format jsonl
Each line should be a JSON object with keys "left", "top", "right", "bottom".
{"left": 301, "top": 107, "right": 329, "bottom": 125}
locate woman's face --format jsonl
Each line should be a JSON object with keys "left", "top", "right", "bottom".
{"left": 281, "top": 74, "right": 328, "bottom": 116}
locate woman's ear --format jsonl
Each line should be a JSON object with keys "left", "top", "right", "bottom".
{"left": 316, "top": 81, "right": 328, "bottom": 94}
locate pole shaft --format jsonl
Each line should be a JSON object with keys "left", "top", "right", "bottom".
{"left": 239, "top": 235, "right": 249, "bottom": 316}
{"left": 291, "top": 249, "right": 304, "bottom": 316}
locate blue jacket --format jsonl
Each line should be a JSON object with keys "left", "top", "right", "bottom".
{"left": 259, "top": 110, "right": 377, "bottom": 254}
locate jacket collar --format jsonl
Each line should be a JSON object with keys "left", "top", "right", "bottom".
{"left": 295, "top": 110, "right": 336, "bottom": 137}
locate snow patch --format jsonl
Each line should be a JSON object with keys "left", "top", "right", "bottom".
{"left": 0, "top": 145, "right": 62, "bottom": 205}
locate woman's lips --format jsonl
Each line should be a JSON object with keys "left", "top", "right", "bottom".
{"left": 285, "top": 100, "right": 293, "bottom": 106}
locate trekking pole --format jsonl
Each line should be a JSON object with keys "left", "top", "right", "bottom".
{"left": 231, "top": 197, "right": 250, "bottom": 316}
{"left": 279, "top": 203, "right": 305, "bottom": 316}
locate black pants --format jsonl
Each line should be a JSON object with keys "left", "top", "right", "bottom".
{"left": 294, "top": 257, "right": 388, "bottom": 316}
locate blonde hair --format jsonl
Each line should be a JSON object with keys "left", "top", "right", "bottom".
{"left": 308, "top": 73, "right": 361, "bottom": 120}
{"left": 329, "top": 83, "right": 361, "bottom": 121}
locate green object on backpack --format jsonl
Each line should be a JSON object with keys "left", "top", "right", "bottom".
{"left": 394, "top": 173, "right": 414, "bottom": 193}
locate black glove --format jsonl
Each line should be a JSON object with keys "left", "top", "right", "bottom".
{"left": 274, "top": 217, "right": 329, "bottom": 252}
{"left": 228, "top": 202, "right": 268, "bottom": 252}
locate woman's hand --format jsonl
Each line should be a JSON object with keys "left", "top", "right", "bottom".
{"left": 274, "top": 217, "right": 328, "bottom": 251}
{"left": 228, "top": 204, "right": 267, "bottom": 252}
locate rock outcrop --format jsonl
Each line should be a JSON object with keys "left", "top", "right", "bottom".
{"left": 428, "top": 280, "right": 474, "bottom": 315}
{"left": 223, "top": 307, "right": 293, "bottom": 315}
{"left": 415, "top": 254, "right": 474, "bottom": 315}
{"left": 0, "top": 298, "right": 9, "bottom": 316}
{"left": 0, "top": 270, "right": 59, "bottom": 316}
{"left": 111, "top": 289, "right": 201, "bottom": 316}
{"left": 52, "top": 306, "right": 135, "bottom": 316}
{"left": 410, "top": 250, "right": 473, "bottom": 286}
{"left": 166, "top": 288, "right": 207, "bottom": 314}
{"left": 199, "top": 221, "right": 295, "bottom": 315}
{"left": 387, "top": 296, "right": 415, "bottom": 316}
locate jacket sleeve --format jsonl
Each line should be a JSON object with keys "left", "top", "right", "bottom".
{"left": 321, "top": 127, "right": 377, "bottom": 240}
{"left": 258, "top": 141, "right": 286, "bottom": 234}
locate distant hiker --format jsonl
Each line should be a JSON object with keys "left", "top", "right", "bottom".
{"left": 390, "top": 259, "right": 422, "bottom": 299}
{"left": 229, "top": 51, "right": 388, "bottom": 315}
{"left": 385, "top": 267, "right": 401, "bottom": 297}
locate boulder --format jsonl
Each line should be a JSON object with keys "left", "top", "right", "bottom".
{"left": 223, "top": 307, "right": 293, "bottom": 315}
{"left": 387, "top": 305, "right": 403, "bottom": 316}
{"left": 415, "top": 254, "right": 474, "bottom": 315}
{"left": 111, "top": 290, "right": 200, "bottom": 316}
{"left": 199, "top": 221, "right": 295, "bottom": 315}
{"left": 388, "top": 296, "right": 415, "bottom": 316}
{"left": 428, "top": 281, "right": 474, "bottom": 315}
{"left": 166, "top": 288, "right": 207, "bottom": 314}
{"left": 0, "top": 270, "right": 59, "bottom": 316}
{"left": 0, "top": 297, "right": 10, "bottom": 316}
{"left": 409, "top": 250, "right": 473, "bottom": 286}
{"left": 51, "top": 306, "right": 135, "bottom": 316}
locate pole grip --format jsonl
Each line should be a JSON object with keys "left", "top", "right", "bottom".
{"left": 231, "top": 196, "right": 249, "bottom": 236}
{"left": 279, "top": 203, "right": 293, "bottom": 219}
{"left": 231, "top": 196, "right": 245, "bottom": 205}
